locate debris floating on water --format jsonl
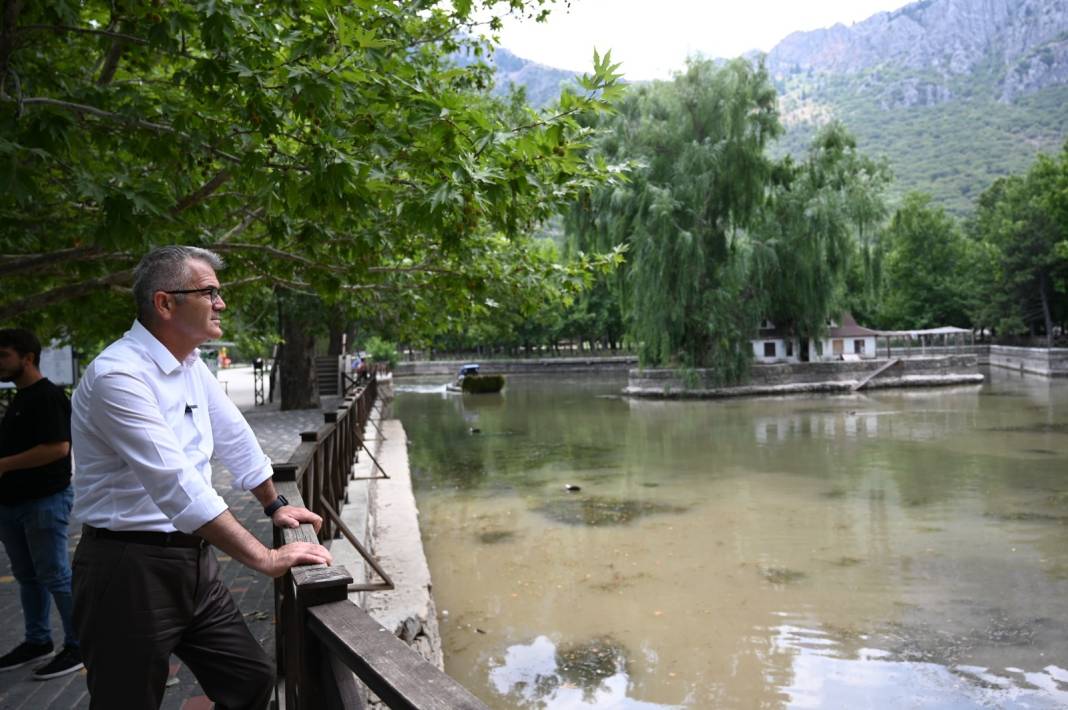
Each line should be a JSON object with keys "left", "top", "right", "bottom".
{"left": 476, "top": 529, "right": 516, "bottom": 544}
{"left": 534, "top": 496, "right": 688, "bottom": 526}
{"left": 760, "top": 566, "right": 807, "bottom": 584}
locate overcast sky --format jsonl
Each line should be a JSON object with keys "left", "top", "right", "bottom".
{"left": 489, "top": 0, "right": 912, "bottom": 80}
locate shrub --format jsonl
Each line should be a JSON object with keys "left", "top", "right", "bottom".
{"left": 365, "top": 336, "right": 399, "bottom": 370}
{"left": 461, "top": 374, "right": 505, "bottom": 393}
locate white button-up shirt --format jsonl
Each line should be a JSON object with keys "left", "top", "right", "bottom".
{"left": 72, "top": 320, "right": 272, "bottom": 533}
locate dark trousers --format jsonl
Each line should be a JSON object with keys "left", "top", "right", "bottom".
{"left": 72, "top": 530, "right": 274, "bottom": 710}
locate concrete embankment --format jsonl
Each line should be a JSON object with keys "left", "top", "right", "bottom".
{"left": 878, "top": 345, "right": 1068, "bottom": 377}
{"left": 984, "top": 345, "right": 1068, "bottom": 377}
{"left": 394, "top": 355, "right": 636, "bottom": 377}
{"left": 626, "top": 355, "right": 984, "bottom": 398}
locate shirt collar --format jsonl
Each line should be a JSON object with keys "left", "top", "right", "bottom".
{"left": 127, "top": 320, "right": 200, "bottom": 374}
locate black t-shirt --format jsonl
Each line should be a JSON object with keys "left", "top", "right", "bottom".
{"left": 0, "top": 378, "right": 72, "bottom": 504}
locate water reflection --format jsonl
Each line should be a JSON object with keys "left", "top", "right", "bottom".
{"left": 771, "top": 620, "right": 1068, "bottom": 709}
{"left": 489, "top": 635, "right": 683, "bottom": 709}
{"left": 393, "top": 372, "right": 1068, "bottom": 709}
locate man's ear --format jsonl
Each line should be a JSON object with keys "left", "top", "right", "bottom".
{"left": 152, "top": 291, "right": 175, "bottom": 321}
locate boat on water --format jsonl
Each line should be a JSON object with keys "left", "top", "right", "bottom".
{"left": 445, "top": 364, "right": 505, "bottom": 394}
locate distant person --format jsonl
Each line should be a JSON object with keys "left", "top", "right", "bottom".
{"left": 0, "top": 328, "right": 83, "bottom": 680}
{"left": 355, "top": 354, "right": 369, "bottom": 383}
{"left": 70, "top": 246, "right": 332, "bottom": 709}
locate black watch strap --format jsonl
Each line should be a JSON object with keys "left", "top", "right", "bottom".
{"left": 264, "top": 494, "right": 289, "bottom": 518}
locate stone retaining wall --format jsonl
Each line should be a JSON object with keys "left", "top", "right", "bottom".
{"left": 625, "top": 355, "right": 983, "bottom": 398}
{"left": 394, "top": 355, "right": 636, "bottom": 377}
{"left": 985, "top": 345, "right": 1068, "bottom": 377}
{"left": 876, "top": 345, "right": 1068, "bottom": 377}
{"left": 390, "top": 346, "right": 1068, "bottom": 381}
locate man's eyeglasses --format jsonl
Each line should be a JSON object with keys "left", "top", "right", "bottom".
{"left": 164, "top": 287, "right": 223, "bottom": 305}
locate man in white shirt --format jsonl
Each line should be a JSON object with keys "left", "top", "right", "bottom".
{"left": 71, "top": 246, "right": 332, "bottom": 709}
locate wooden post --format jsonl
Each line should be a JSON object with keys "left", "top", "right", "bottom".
{"left": 292, "top": 563, "right": 355, "bottom": 710}
{"left": 269, "top": 468, "right": 298, "bottom": 691}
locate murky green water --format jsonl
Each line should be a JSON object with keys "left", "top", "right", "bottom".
{"left": 392, "top": 368, "right": 1068, "bottom": 709}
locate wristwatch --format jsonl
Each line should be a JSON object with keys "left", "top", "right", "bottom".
{"left": 264, "top": 494, "right": 289, "bottom": 518}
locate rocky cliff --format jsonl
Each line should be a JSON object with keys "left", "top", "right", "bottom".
{"left": 491, "top": 0, "right": 1068, "bottom": 213}
{"left": 766, "top": 0, "right": 1068, "bottom": 103}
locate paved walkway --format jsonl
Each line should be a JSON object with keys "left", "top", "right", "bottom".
{"left": 0, "top": 383, "right": 340, "bottom": 710}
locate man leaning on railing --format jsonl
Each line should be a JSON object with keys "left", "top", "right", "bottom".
{"left": 70, "top": 246, "right": 332, "bottom": 710}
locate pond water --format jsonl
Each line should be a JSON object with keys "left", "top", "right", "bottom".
{"left": 392, "top": 368, "right": 1068, "bottom": 709}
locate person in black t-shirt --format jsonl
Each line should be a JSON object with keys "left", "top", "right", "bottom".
{"left": 0, "top": 329, "right": 83, "bottom": 680}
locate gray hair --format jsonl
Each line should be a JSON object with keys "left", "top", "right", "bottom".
{"left": 133, "top": 246, "right": 224, "bottom": 323}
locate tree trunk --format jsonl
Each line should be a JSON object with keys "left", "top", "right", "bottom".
{"left": 278, "top": 291, "right": 320, "bottom": 411}
{"left": 325, "top": 304, "right": 354, "bottom": 356}
{"left": 327, "top": 326, "right": 344, "bottom": 357}
{"left": 1039, "top": 271, "right": 1054, "bottom": 349}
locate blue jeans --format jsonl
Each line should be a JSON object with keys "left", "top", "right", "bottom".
{"left": 0, "top": 488, "right": 77, "bottom": 649}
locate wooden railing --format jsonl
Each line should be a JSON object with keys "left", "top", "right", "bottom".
{"left": 270, "top": 377, "right": 490, "bottom": 709}
{"left": 273, "top": 376, "right": 379, "bottom": 540}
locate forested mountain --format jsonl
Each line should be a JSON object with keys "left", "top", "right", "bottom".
{"left": 768, "top": 0, "right": 1068, "bottom": 213}
{"left": 495, "top": 0, "right": 1068, "bottom": 214}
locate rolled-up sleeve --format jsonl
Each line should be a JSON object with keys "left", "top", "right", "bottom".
{"left": 91, "top": 371, "right": 228, "bottom": 533}
{"left": 201, "top": 366, "right": 273, "bottom": 492}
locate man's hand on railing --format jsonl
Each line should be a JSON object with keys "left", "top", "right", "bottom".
{"left": 260, "top": 542, "right": 333, "bottom": 578}
{"left": 196, "top": 509, "right": 333, "bottom": 578}
{"left": 272, "top": 505, "right": 323, "bottom": 533}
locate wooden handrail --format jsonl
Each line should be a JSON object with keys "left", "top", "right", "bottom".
{"left": 308, "top": 602, "right": 490, "bottom": 710}
{"left": 274, "top": 512, "right": 487, "bottom": 707}
{"left": 271, "top": 375, "right": 490, "bottom": 708}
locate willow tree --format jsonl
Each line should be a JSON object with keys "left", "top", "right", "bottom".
{"left": 0, "top": 0, "right": 623, "bottom": 406}
{"left": 752, "top": 122, "right": 889, "bottom": 342}
{"left": 566, "top": 58, "right": 779, "bottom": 377}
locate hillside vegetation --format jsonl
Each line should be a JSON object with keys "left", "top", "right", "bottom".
{"left": 766, "top": 0, "right": 1068, "bottom": 214}
{"left": 496, "top": 0, "right": 1068, "bottom": 215}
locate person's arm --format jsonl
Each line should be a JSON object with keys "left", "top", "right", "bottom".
{"left": 249, "top": 477, "right": 324, "bottom": 532}
{"left": 195, "top": 509, "right": 332, "bottom": 578}
{"left": 199, "top": 364, "right": 324, "bottom": 531}
{"left": 0, "top": 441, "right": 70, "bottom": 476}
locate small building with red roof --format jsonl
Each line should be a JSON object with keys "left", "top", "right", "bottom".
{"left": 752, "top": 313, "right": 879, "bottom": 363}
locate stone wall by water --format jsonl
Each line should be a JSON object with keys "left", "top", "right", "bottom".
{"left": 985, "top": 345, "right": 1068, "bottom": 377}
{"left": 389, "top": 346, "right": 1068, "bottom": 381}
{"left": 625, "top": 355, "right": 983, "bottom": 398}
{"left": 393, "top": 355, "right": 636, "bottom": 377}
{"left": 885, "top": 345, "right": 1068, "bottom": 377}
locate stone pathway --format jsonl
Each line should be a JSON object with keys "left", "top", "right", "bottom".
{"left": 0, "top": 394, "right": 339, "bottom": 710}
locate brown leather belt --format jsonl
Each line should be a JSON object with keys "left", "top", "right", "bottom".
{"left": 82, "top": 524, "right": 207, "bottom": 549}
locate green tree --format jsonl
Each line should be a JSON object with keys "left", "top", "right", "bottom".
{"left": 0, "top": 0, "right": 623, "bottom": 405}
{"left": 752, "top": 122, "right": 890, "bottom": 343}
{"left": 969, "top": 148, "right": 1068, "bottom": 344}
{"left": 879, "top": 193, "right": 972, "bottom": 329}
{"left": 567, "top": 58, "right": 780, "bottom": 378}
